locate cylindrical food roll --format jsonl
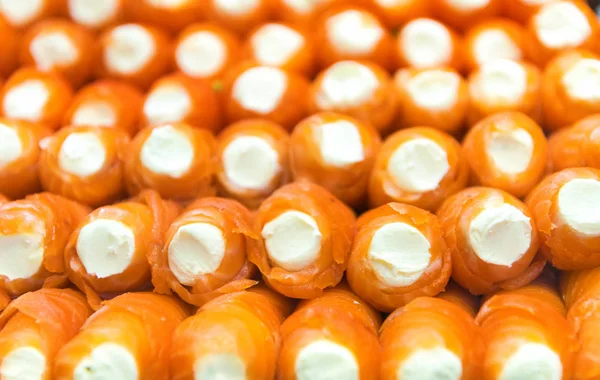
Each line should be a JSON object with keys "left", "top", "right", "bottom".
{"left": 365, "top": 0, "right": 429, "bottom": 29}
{"left": 125, "top": 122, "right": 217, "bottom": 201}
{"left": 205, "top": 0, "right": 272, "bottom": 36}
{"left": 125, "top": 0, "right": 203, "bottom": 33}
{"left": 526, "top": 167, "right": 600, "bottom": 270}
{"left": 347, "top": 202, "right": 451, "bottom": 312}
{"left": 476, "top": 283, "right": 576, "bottom": 380}
{"left": 542, "top": 49, "right": 600, "bottom": 132}
{"left": 223, "top": 63, "right": 310, "bottom": 131}
{"left": 462, "top": 112, "right": 548, "bottom": 198}
{"left": 0, "top": 17, "right": 20, "bottom": 78}
{"left": 467, "top": 59, "right": 541, "bottom": 127}
{"left": 38, "top": 125, "right": 130, "bottom": 207}
{"left": 216, "top": 119, "right": 290, "bottom": 209}
{"left": 243, "top": 22, "right": 316, "bottom": 77}
{"left": 290, "top": 112, "right": 381, "bottom": 208}
{"left": 278, "top": 285, "right": 381, "bottom": 380}
{"left": 0, "top": 193, "right": 89, "bottom": 298}
{"left": 437, "top": 187, "right": 543, "bottom": 295}
{"left": 63, "top": 79, "right": 144, "bottom": 137}
{"left": 64, "top": 190, "right": 181, "bottom": 308}
{"left": 0, "top": 68, "right": 73, "bottom": 130}
{"left": 369, "top": 127, "right": 469, "bottom": 211}
{"left": 504, "top": 0, "right": 547, "bottom": 23}
{"left": 20, "top": 19, "right": 95, "bottom": 87}
{"left": 170, "top": 287, "right": 293, "bottom": 380}
{"left": 380, "top": 296, "right": 484, "bottom": 380}
{"left": 53, "top": 292, "right": 190, "bottom": 380}
{"left": 174, "top": 23, "right": 241, "bottom": 82}
{"left": 309, "top": 60, "right": 397, "bottom": 135}
{"left": 66, "top": 0, "right": 125, "bottom": 30}
{"left": 96, "top": 23, "right": 171, "bottom": 90}
{"left": 0, "top": 0, "right": 65, "bottom": 29}
{"left": 0, "top": 119, "right": 51, "bottom": 199}
{"left": 151, "top": 197, "right": 258, "bottom": 307}
{"left": 394, "top": 67, "right": 468, "bottom": 135}
{"left": 431, "top": 0, "right": 502, "bottom": 31}
{"left": 548, "top": 114, "right": 600, "bottom": 172}
{"left": 395, "top": 18, "right": 462, "bottom": 71}
{"left": 0, "top": 289, "right": 91, "bottom": 380}
{"left": 248, "top": 182, "right": 355, "bottom": 299}
{"left": 142, "top": 74, "right": 222, "bottom": 133}
{"left": 437, "top": 280, "right": 480, "bottom": 317}
{"left": 527, "top": 0, "right": 599, "bottom": 66}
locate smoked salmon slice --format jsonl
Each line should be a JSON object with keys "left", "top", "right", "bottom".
{"left": 548, "top": 114, "right": 600, "bottom": 172}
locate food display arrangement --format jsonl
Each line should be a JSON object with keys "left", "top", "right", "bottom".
{"left": 1, "top": 0, "right": 600, "bottom": 379}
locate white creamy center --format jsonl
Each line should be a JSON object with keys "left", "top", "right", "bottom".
{"left": 143, "top": 84, "right": 192, "bottom": 125}
{"left": 476, "top": 60, "right": 527, "bottom": 104}
{"left": 0, "top": 124, "right": 22, "bottom": 167}
{"left": 30, "top": 32, "right": 78, "bottom": 71}
{"left": 473, "top": 29, "right": 522, "bottom": 66}
{"left": 534, "top": 1, "right": 591, "bottom": 49}
{"left": 146, "top": 0, "right": 187, "bottom": 8}
{"left": 72, "top": 101, "right": 117, "bottom": 128}
{"left": 400, "top": 19, "right": 452, "bottom": 68}
{"left": 3, "top": 80, "right": 49, "bottom": 122}
{"left": 58, "top": 131, "right": 107, "bottom": 177}
{"left": 176, "top": 31, "right": 226, "bottom": 78}
{"left": 326, "top": 10, "right": 383, "bottom": 55}
{"left": 0, "top": 0, "right": 42, "bottom": 26}
{"left": 499, "top": 343, "right": 562, "bottom": 380}
{"left": 0, "top": 231, "right": 45, "bottom": 281}
{"left": 232, "top": 67, "right": 287, "bottom": 115}
{"left": 262, "top": 211, "right": 322, "bottom": 271}
{"left": 446, "top": 0, "right": 489, "bottom": 11}
{"left": 487, "top": 127, "right": 534, "bottom": 174}
{"left": 562, "top": 59, "right": 600, "bottom": 102}
{"left": 295, "top": 340, "right": 358, "bottom": 380}
{"left": 0, "top": 347, "right": 46, "bottom": 380}
{"left": 73, "top": 343, "right": 138, "bottom": 380}
{"left": 251, "top": 23, "right": 304, "bottom": 66}
{"left": 194, "top": 354, "right": 247, "bottom": 380}
{"left": 558, "top": 178, "right": 600, "bottom": 236}
{"left": 105, "top": 24, "right": 156, "bottom": 75}
{"left": 140, "top": 125, "right": 194, "bottom": 178}
{"left": 405, "top": 70, "right": 460, "bottom": 111}
{"left": 69, "top": 0, "right": 119, "bottom": 28}
{"left": 316, "top": 120, "right": 364, "bottom": 167}
{"left": 398, "top": 347, "right": 463, "bottom": 380}
{"left": 213, "top": 0, "right": 259, "bottom": 16}
{"left": 222, "top": 135, "right": 280, "bottom": 190}
{"left": 316, "top": 61, "right": 379, "bottom": 110}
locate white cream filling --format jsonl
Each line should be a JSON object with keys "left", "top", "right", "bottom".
{"left": 105, "top": 24, "right": 156, "bottom": 75}
{"left": 398, "top": 347, "right": 463, "bottom": 380}
{"left": 140, "top": 125, "right": 194, "bottom": 178}
{"left": 213, "top": 0, "right": 259, "bottom": 16}
{"left": 405, "top": 70, "right": 460, "bottom": 111}
{"left": 473, "top": 29, "right": 522, "bottom": 66}
{"left": 3, "top": 80, "right": 49, "bottom": 122}
{"left": 251, "top": 23, "right": 304, "bottom": 67}
{"left": 326, "top": 10, "right": 384, "bottom": 55}
{"left": 446, "top": 0, "right": 489, "bottom": 11}
{"left": 58, "top": 131, "right": 107, "bottom": 177}
{"left": 222, "top": 135, "right": 280, "bottom": 190}
{"left": 468, "top": 204, "right": 532, "bottom": 266}
{"left": 168, "top": 223, "right": 226, "bottom": 286}
{"left": 295, "top": 340, "right": 359, "bottom": 380}
{"left": 315, "top": 61, "right": 379, "bottom": 110}
{"left": 558, "top": 178, "right": 600, "bottom": 236}
{"left": 146, "top": 0, "right": 188, "bottom": 8}
{"left": 71, "top": 101, "right": 117, "bottom": 128}
{"left": 143, "top": 84, "right": 192, "bottom": 125}
{"left": 562, "top": 58, "right": 600, "bottom": 102}
{"left": 475, "top": 60, "right": 527, "bottom": 105}
{"left": 0, "top": 347, "right": 46, "bottom": 380}
{"left": 499, "top": 343, "right": 562, "bottom": 380}
{"left": 487, "top": 126, "right": 534, "bottom": 174}
{"left": 68, "top": 0, "right": 119, "bottom": 28}
{"left": 73, "top": 343, "right": 138, "bottom": 380}
{"left": 534, "top": 1, "right": 591, "bottom": 49}
{"left": 262, "top": 211, "right": 322, "bottom": 271}
{"left": 232, "top": 67, "right": 287, "bottom": 115}
{"left": 316, "top": 120, "right": 364, "bottom": 167}
{"left": 368, "top": 222, "right": 432, "bottom": 287}
{"left": 175, "top": 31, "right": 227, "bottom": 78}
{"left": 0, "top": 230, "right": 45, "bottom": 281}
{"left": 400, "top": 19, "right": 453, "bottom": 68}
{"left": 30, "top": 31, "right": 78, "bottom": 71}
{"left": 76, "top": 219, "right": 136, "bottom": 279}
{"left": 0, "top": 124, "right": 22, "bottom": 167}
{"left": 194, "top": 354, "right": 247, "bottom": 380}
{"left": 0, "top": 0, "right": 42, "bottom": 26}
{"left": 387, "top": 138, "right": 450, "bottom": 193}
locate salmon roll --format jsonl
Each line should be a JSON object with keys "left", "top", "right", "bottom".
{"left": 347, "top": 203, "right": 451, "bottom": 312}
{"left": 365, "top": 0, "right": 429, "bottom": 29}
{"left": 462, "top": 112, "right": 548, "bottom": 198}
{"left": 38, "top": 125, "right": 130, "bottom": 207}
{"left": 290, "top": 112, "right": 380, "bottom": 208}
{"left": 126, "top": 0, "right": 203, "bottom": 33}
{"left": 0, "top": 68, "right": 73, "bottom": 130}
{"left": 0, "top": 0, "right": 65, "bottom": 29}
{"left": 526, "top": 167, "right": 600, "bottom": 270}
{"left": 244, "top": 22, "right": 316, "bottom": 77}
{"left": 142, "top": 74, "right": 222, "bottom": 133}
{"left": 63, "top": 80, "right": 144, "bottom": 137}
{"left": 216, "top": 119, "right": 290, "bottom": 209}
{"left": 0, "top": 17, "right": 20, "bottom": 78}
{"left": 0, "top": 193, "right": 89, "bottom": 298}
{"left": 97, "top": 23, "right": 171, "bottom": 90}
{"left": 0, "top": 289, "right": 91, "bottom": 380}
{"left": 431, "top": 0, "right": 502, "bottom": 31}
{"left": 64, "top": 190, "right": 180, "bottom": 308}
{"left": 394, "top": 67, "right": 468, "bottom": 135}
{"left": 369, "top": 127, "right": 469, "bottom": 211}
{"left": 54, "top": 292, "right": 190, "bottom": 380}
{"left": 248, "top": 182, "right": 355, "bottom": 299}
{"left": 67, "top": 0, "right": 125, "bottom": 30}
{"left": 548, "top": 114, "right": 600, "bottom": 172}
{"left": 170, "top": 287, "right": 293, "bottom": 380}
{"left": 174, "top": 23, "right": 241, "bottom": 82}
{"left": 20, "top": 19, "right": 95, "bottom": 88}
{"left": 542, "top": 49, "right": 600, "bottom": 132}
{"left": 395, "top": 18, "right": 462, "bottom": 71}
{"left": 205, "top": 0, "right": 272, "bottom": 36}
{"left": 223, "top": 63, "right": 310, "bottom": 131}
{"left": 151, "top": 197, "right": 258, "bottom": 307}
{"left": 0, "top": 119, "right": 51, "bottom": 199}
{"left": 309, "top": 60, "right": 396, "bottom": 135}
{"left": 315, "top": 6, "right": 394, "bottom": 70}
{"left": 504, "top": 0, "right": 553, "bottom": 24}
{"left": 527, "top": 0, "right": 599, "bottom": 67}
{"left": 125, "top": 123, "right": 217, "bottom": 201}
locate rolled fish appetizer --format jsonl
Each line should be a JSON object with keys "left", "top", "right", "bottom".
{"left": 548, "top": 114, "right": 600, "bottom": 172}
